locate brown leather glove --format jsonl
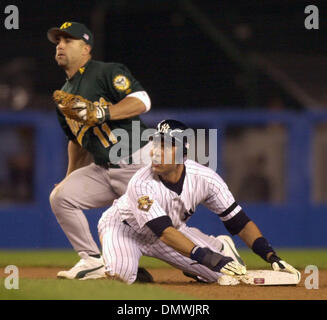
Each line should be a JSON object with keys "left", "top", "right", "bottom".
{"left": 53, "top": 90, "right": 111, "bottom": 126}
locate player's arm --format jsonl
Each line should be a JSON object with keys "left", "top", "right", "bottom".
{"left": 202, "top": 171, "right": 300, "bottom": 276}
{"left": 105, "top": 63, "right": 151, "bottom": 120}
{"left": 237, "top": 219, "right": 275, "bottom": 261}
{"left": 66, "top": 139, "right": 92, "bottom": 176}
{"left": 108, "top": 93, "right": 150, "bottom": 120}
{"left": 159, "top": 225, "right": 195, "bottom": 256}
{"left": 128, "top": 181, "right": 244, "bottom": 276}
{"left": 65, "top": 64, "right": 151, "bottom": 124}
{"left": 72, "top": 90, "right": 151, "bottom": 123}
{"left": 212, "top": 201, "right": 300, "bottom": 276}
{"left": 146, "top": 217, "right": 245, "bottom": 276}
{"left": 237, "top": 220, "right": 265, "bottom": 253}
{"left": 237, "top": 220, "right": 300, "bottom": 277}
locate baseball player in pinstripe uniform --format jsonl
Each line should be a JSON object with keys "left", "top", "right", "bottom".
{"left": 98, "top": 120, "right": 300, "bottom": 284}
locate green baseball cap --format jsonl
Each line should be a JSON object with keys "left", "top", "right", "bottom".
{"left": 47, "top": 21, "right": 94, "bottom": 47}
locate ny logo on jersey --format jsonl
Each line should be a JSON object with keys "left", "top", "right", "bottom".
{"left": 160, "top": 123, "right": 170, "bottom": 133}
{"left": 137, "top": 196, "right": 154, "bottom": 212}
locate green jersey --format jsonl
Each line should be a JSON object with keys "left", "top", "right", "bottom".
{"left": 56, "top": 59, "right": 149, "bottom": 166}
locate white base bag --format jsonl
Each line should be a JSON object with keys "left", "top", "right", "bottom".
{"left": 239, "top": 270, "right": 301, "bottom": 286}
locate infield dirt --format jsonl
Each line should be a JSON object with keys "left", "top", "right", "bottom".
{"left": 1, "top": 267, "right": 326, "bottom": 300}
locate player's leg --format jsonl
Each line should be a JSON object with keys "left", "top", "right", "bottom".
{"left": 146, "top": 227, "right": 243, "bottom": 284}
{"left": 50, "top": 163, "right": 117, "bottom": 255}
{"left": 49, "top": 163, "right": 119, "bottom": 279}
{"left": 216, "top": 235, "right": 245, "bottom": 265}
{"left": 146, "top": 239, "right": 219, "bottom": 283}
{"left": 50, "top": 163, "right": 150, "bottom": 280}
{"left": 146, "top": 226, "right": 230, "bottom": 283}
{"left": 98, "top": 208, "right": 143, "bottom": 284}
{"left": 185, "top": 226, "right": 245, "bottom": 265}
{"left": 179, "top": 226, "right": 244, "bottom": 284}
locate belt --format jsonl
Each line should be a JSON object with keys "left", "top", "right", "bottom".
{"left": 96, "top": 155, "right": 133, "bottom": 170}
{"left": 96, "top": 142, "right": 152, "bottom": 170}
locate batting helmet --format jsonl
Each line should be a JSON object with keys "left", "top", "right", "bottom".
{"left": 152, "top": 119, "right": 191, "bottom": 155}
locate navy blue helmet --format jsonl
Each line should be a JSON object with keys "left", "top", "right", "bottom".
{"left": 152, "top": 119, "right": 191, "bottom": 155}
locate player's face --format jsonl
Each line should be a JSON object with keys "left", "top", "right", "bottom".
{"left": 150, "top": 140, "right": 179, "bottom": 174}
{"left": 55, "top": 36, "right": 88, "bottom": 68}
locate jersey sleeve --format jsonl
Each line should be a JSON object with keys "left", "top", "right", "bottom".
{"left": 55, "top": 107, "right": 76, "bottom": 141}
{"left": 127, "top": 180, "right": 168, "bottom": 229}
{"left": 103, "top": 63, "right": 145, "bottom": 102}
{"left": 201, "top": 172, "right": 243, "bottom": 224}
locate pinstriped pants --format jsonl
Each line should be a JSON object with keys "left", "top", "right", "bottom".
{"left": 98, "top": 208, "right": 226, "bottom": 284}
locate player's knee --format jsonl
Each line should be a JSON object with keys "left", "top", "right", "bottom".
{"left": 49, "top": 184, "right": 68, "bottom": 213}
{"left": 105, "top": 272, "right": 131, "bottom": 284}
{"left": 104, "top": 264, "right": 137, "bottom": 285}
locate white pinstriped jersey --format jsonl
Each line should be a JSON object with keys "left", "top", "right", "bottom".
{"left": 110, "top": 159, "right": 242, "bottom": 236}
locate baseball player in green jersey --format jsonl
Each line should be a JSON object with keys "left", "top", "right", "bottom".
{"left": 47, "top": 21, "right": 153, "bottom": 280}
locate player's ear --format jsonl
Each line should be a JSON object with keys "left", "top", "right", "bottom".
{"left": 86, "top": 44, "right": 92, "bottom": 55}
{"left": 81, "top": 42, "right": 92, "bottom": 56}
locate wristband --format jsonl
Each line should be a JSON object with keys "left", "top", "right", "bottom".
{"left": 97, "top": 105, "right": 111, "bottom": 123}
{"left": 103, "top": 106, "right": 111, "bottom": 122}
{"left": 252, "top": 237, "right": 275, "bottom": 262}
{"left": 190, "top": 246, "right": 227, "bottom": 271}
{"left": 190, "top": 246, "right": 205, "bottom": 263}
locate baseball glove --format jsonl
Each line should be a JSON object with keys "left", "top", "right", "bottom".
{"left": 53, "top": 90, "right": 111, "bottom": 126}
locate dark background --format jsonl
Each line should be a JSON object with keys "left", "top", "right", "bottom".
{"left": 1, "top": 1, "right": 327, "bottom": 248}
{"left": 1, "top": 0, "right": 326, "bottom": 111}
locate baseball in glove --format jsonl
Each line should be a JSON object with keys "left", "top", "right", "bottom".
{"left": 53, "top": 90, "right": 111, "bottom": 126}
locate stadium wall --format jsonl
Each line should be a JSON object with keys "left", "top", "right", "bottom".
{"left": 0, "top": 110, "right": 326, "bottom": 248}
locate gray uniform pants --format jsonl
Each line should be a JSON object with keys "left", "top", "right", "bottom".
{"left": 49, "top": 163, "right": 144, "bottom": 255}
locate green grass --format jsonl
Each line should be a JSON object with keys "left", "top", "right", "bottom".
{"left": 240, "top": 249, "right": 327, "bottom": 269}
{"left": 0, "top": 279, "right": 194, "bottom": 300}
{"left": 0, "top": 249, "right": 326, "bottom": 300}
{"left": 0, "top": 250, "right": 184, "bottom": 300}
{"left": 0, "top": 249, "right": 326, "bottom": 269}
{"left": 0, "top": 250, "right": 171, "bottom": 268}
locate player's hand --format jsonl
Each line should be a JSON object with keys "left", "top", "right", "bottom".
{"left": 69, "top": 97, "right": 111, "bottom": 124}
{"left": 219, "top": 258, "right": 247, "bottom": 276}
{"left": 268, "top": 254, "right": 301, "bottom": 278}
